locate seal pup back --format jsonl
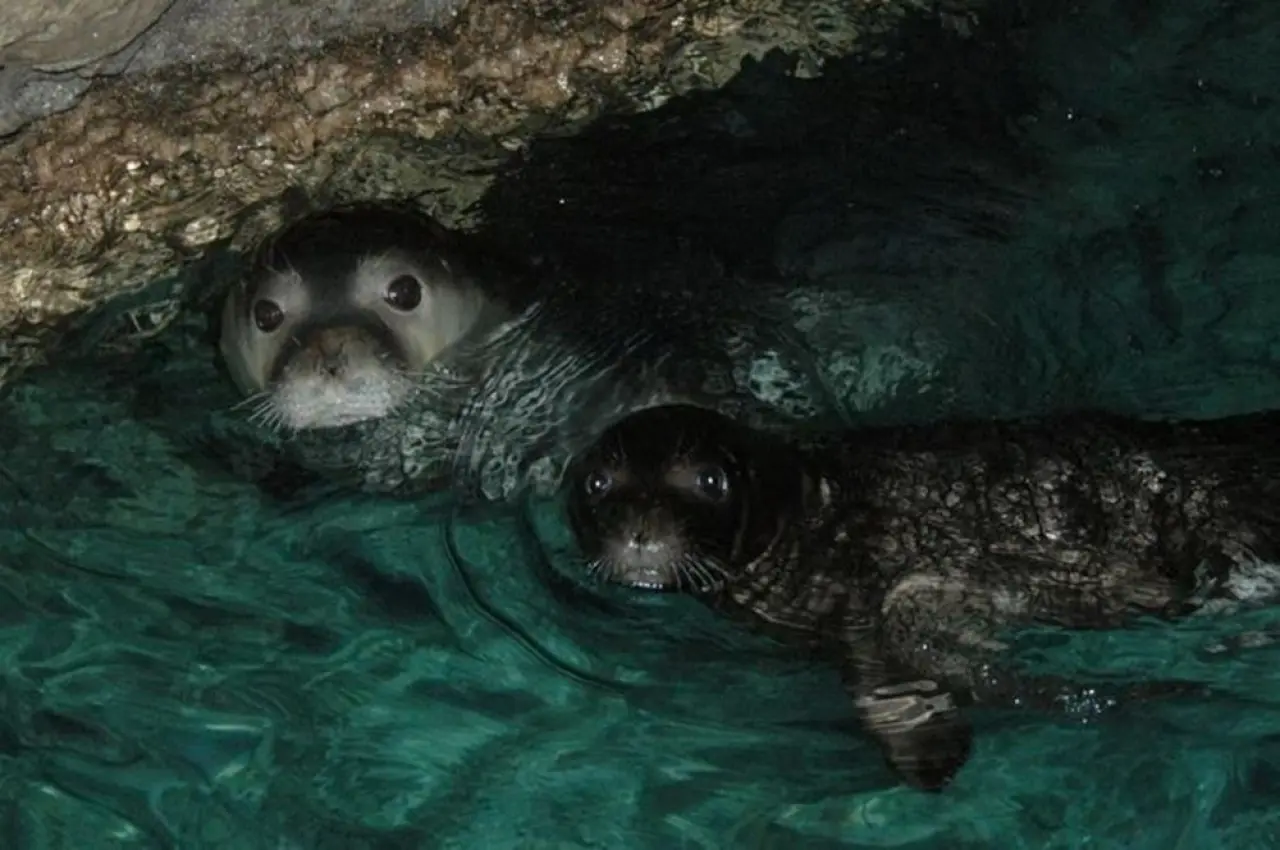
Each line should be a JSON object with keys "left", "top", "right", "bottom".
{"left": 219, "top": 203, "right": 517, "bottom": 433}
{"left": 564, "top": 403, "right": 1280, "bottom": 790}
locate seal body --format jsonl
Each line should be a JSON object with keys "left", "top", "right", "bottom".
{"left": 566, "top": 404, "right": 1280, "bottom": 790}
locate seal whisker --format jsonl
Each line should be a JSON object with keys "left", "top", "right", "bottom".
{"left": 680, "top": 555, "right": 713, "bottom": 593}
{"left": 244, "top": 402, "right": 272, "bottom": 428}
{"left": 250, "top": 399, "right": 295, "bottom": 438}
{"left": 688, "top": 554, "right": 730, "bottom": 593}
{"left": 230, "top": 390, "right": 271, "bottom": 413}
{"left": 247, "top": 393, "right": 275, "bottom": 416}
{"left": 246, "top": 397, "right": 283, "bottom": 431}
{"left": 700, "top": 553, "right": 731, "bottom": 583}
{"left": 582, "top": 555, "right": 614, "bottom": 585}
{"left": 678, "top": 553, "right": 723, "bottom": 594}
{"left": 668, "top": 556, "right": 689, "bottom": 593}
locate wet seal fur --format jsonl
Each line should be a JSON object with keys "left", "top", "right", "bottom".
{"left": 565, "top": 404, "right": 1280, "bottom": 790}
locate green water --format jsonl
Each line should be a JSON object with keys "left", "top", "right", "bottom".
{"left": 5, "top": 335, "right": 1280, "bottom": 849}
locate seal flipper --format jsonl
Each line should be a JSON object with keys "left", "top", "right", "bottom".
{"left": 840, "top": 566, "right": 1211, "bottom": 790}
{"left": 836, "top": 628, "right": 974, "bottom": 792}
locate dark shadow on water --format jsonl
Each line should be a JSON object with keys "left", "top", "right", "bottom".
{"left": 476, "top": 2, "right": 1042, "bottom": 284}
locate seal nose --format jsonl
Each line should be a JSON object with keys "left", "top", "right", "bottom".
{"left": 623, "top": 512, "right": 668, "bottom": 553}
{"left": 312, "top": 328, "right": 351, "bottom": 377}
{"left": 316, "top": 329, "right": 347, "bottom": 357}
{"left": 615, "top": 511, "right": 652, "bottom": 549}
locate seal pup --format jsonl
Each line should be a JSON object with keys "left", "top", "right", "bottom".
{"left": 564, "top": 403, "right": 1280, "bottom": 790}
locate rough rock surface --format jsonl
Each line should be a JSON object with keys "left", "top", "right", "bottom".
{"left": 0, "top": 0, "right": 985, "bottom": 391}
{"left": 1, "top": 1, "right": 174, "bottom": 73}
{"left": 0, "top": 0, "right": 466, "bottom": 136}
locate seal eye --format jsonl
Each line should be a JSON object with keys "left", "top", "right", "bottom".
{"left": 694, "top": 466, "right": 730, "bottom": 501}
{"left": 252, "top": 299, "right": 284, "bottom": 333}
{"left": 385, "top": 275, "right": 424, "bottom": 311}
{"left": 583, "top": 470, "right": 613, "bottom": 498}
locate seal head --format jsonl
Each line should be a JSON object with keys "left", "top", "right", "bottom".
{"left": 219, "top": 205, "right": 506, "bottom": 432}
{"left": 566, "top": 404, "right": 809, "bottom": 592}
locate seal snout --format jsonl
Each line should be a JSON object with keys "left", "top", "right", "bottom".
{"left": 310, "top": 326, "right": 361, "bottom": 378}
{"left": 265, "top": 324, "right": 415, "bottom": 431}
{"left": 604, "top": 510, "right": 687, "bottom": 589}
{"left": 282, "top": 325, "right": 383, "bottom": 386}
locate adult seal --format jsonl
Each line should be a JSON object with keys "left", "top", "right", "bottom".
{"left": 564, "top": 403, "right": 1280, "bottom": 790}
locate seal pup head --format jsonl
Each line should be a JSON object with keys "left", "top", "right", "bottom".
{"left": 219, "top": 204, "right": 504, "bottom": 432}
{"left": 566, "top": 404, "right": 809, "bottom": 593}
